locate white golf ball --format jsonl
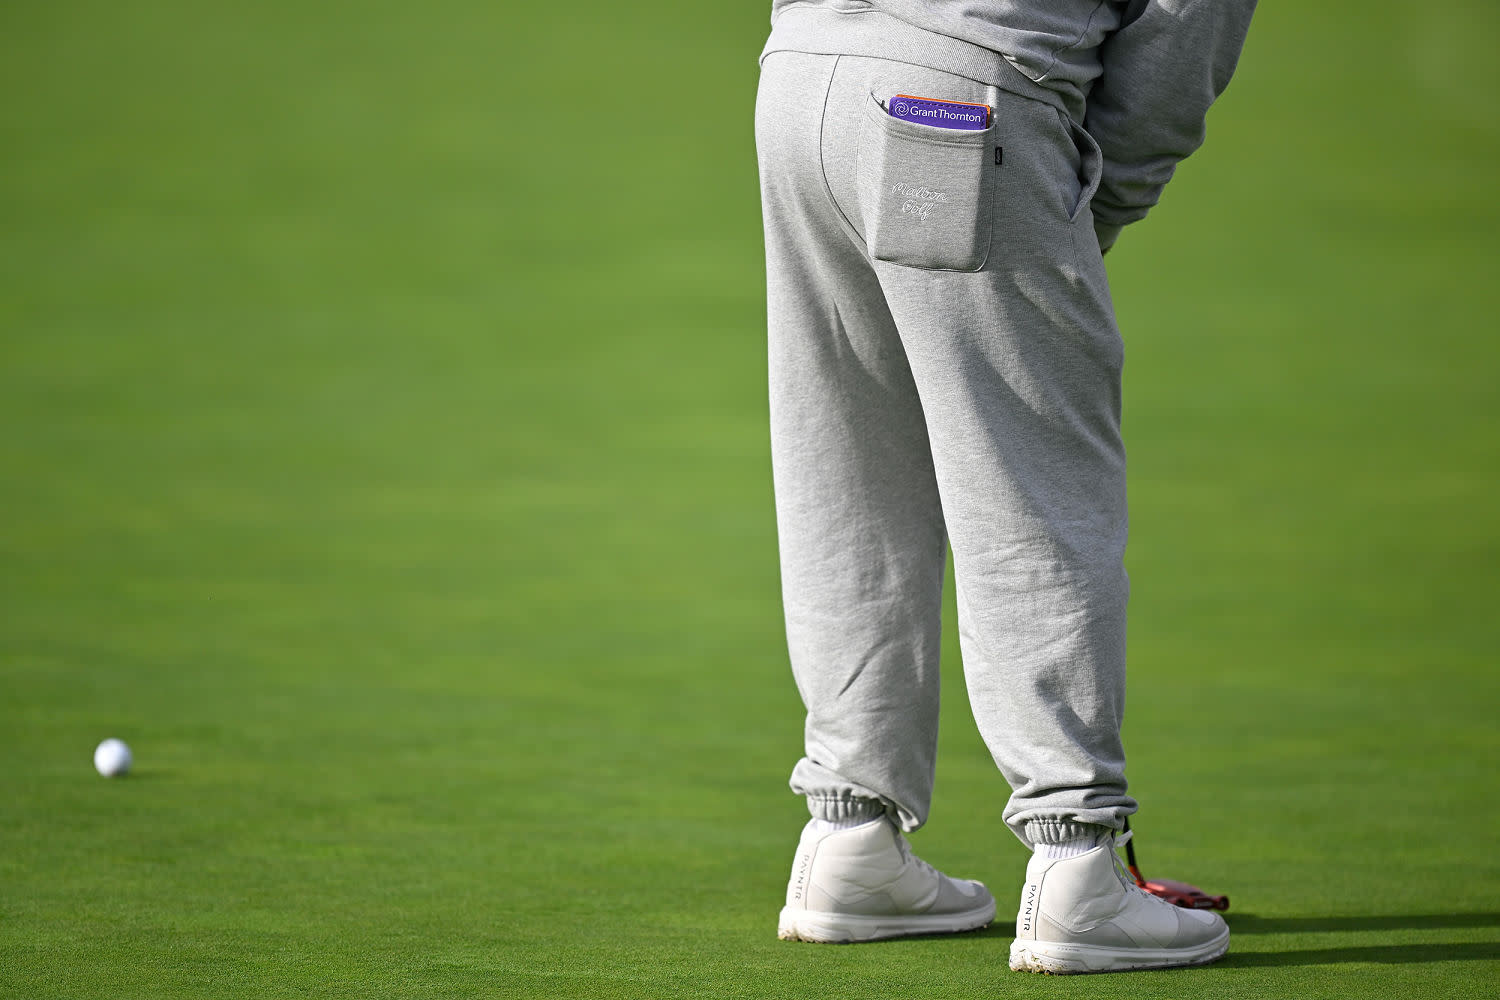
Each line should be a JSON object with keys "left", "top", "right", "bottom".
{"left": 94, "top": 738, "right": 132, "bottom": 777}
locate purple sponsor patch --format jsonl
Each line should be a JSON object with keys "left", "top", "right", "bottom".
{"left": 887, "top": 94, "right": 990, "bottom": 131}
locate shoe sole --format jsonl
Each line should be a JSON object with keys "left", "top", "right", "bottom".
{"left": 777, "top": 899, "right": 996, "bottom": 944}
{"left": 1008, "top": 925, "right": 1230, "bottom": 974}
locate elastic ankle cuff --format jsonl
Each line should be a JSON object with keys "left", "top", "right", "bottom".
{"left": 806, "top": 795, "right": 886, "bottom": 825}
{"left": 1024, "top": 820, "right": 1112, "bottom": 847}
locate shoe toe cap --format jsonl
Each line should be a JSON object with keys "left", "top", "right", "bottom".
{"left": 1172, "top": 905, "right": 1228, "bottom": 945}
{"left": 931, "top": 876, "right": 994, "bottom": 914}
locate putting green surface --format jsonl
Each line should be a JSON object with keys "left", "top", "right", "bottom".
{"left": 2, "top": 1, "right": 1497, "bottom": 997}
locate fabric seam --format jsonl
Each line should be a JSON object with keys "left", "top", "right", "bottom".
{"left": 1035, "top": 0, "right": 1110, "bottom": 83}
{"left": 818, "top": 55, "right": 866, "bottom": 249}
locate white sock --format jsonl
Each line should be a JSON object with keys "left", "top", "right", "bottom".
{"left": 1032, "top": 836, "right": 1098, "bottom": 860}
{"left": 810, "top": 815, "right": 880, "bottom": 835}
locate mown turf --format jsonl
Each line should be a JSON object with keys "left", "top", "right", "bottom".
{"left": 2, "top": 1, "right": 1497, "bottom": 997}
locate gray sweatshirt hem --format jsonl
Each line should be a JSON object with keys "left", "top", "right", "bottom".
{"left": 760, "top": 6, "right": 1072, "bottom": 118}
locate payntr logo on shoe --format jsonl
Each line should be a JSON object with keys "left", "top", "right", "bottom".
{"left": 791, "top": 852, "right": 812, "bottom": 902}
{"left": 1020, "top": 882, "right": 1039, "bottom": 934}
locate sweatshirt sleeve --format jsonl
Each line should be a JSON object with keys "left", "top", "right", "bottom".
{"left": 1083, "top": 0, "right": 1258, "bottom": 252}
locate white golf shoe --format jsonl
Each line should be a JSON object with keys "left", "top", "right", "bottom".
{"left": 1009, "top": 830, "right": 1229, "bottom": 974}
{"left": 777, "top": 817, "right": 996, "bottom": 943}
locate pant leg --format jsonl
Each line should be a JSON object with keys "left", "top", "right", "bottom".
{"left": 819, "top": 56, "right": 1138, "bottom": 846}
{"left": 756, "top": 52, "right": 949, "bottom": 832}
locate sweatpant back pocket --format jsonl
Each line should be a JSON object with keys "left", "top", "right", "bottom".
{"left": 856, "top": 94, "right": 995, "bottom": 272}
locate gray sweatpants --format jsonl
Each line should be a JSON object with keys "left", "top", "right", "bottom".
{"left": 756, "top": 51, "right": 1136, "bottom": 847}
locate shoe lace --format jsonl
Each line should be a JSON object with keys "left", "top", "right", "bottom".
{"left": 1109, "top": 829, "right": 1156, "bottom": 900}
{"left": 895, "top": 833, "right": 940, "bottom": 879}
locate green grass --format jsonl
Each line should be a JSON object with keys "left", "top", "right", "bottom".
{"left": 2, "top": 1, "right": 1497, "bottom": 997}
